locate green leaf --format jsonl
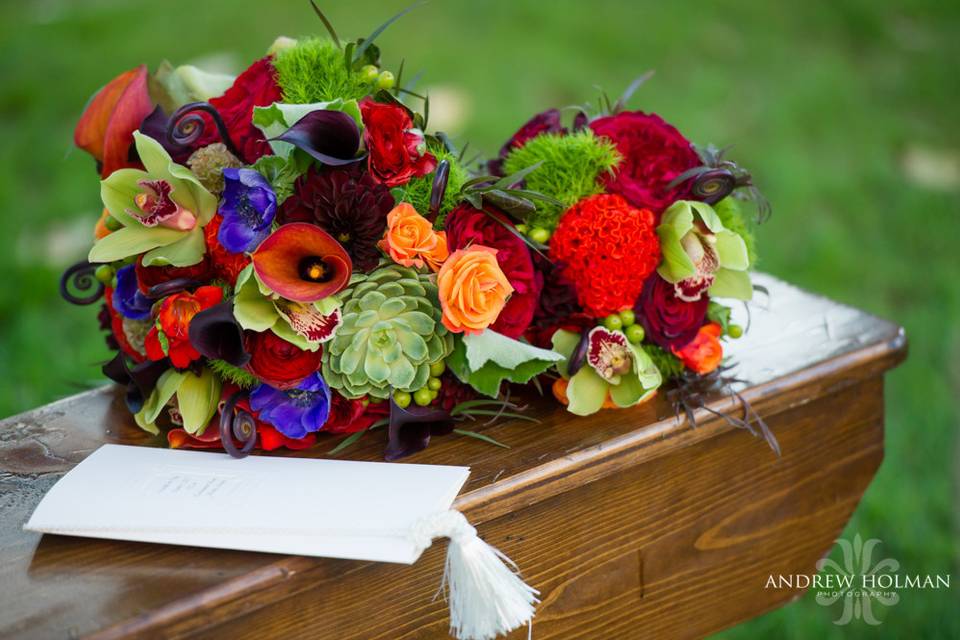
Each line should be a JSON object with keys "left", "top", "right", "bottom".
{"left": 141, "top": 226, "right": 206, "bottom": 267}
{"left": 352, "top": 2, "right": 423, "bottom": 65}
{"left": 453, "top": 428, "right": 510, "bottom": 449}
{"left": 462, "top": 329, "right": 563, "bottom": 372}
{"left": 707, "top": 302, "right": 733, "bottom": 334}
{"left": 176, "top": 367, "right": 221, "bottom": 435}
{"left": 88, "top": 225, "right": 185, "bottom": 263}
{"left": 141, "top": 369, "right": 185, "bottom": 425}
{"left": 328, "top": 428, "right": 368, "bottom": 455}
{"left": 463, "top": 357, "right": 557, "bottom": 398}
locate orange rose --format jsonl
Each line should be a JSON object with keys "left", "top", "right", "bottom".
{"left": 380, "top": 203, "right": 448, "bottom": 271}
{"left": 672, "top": 322, "right": 723, "bottom": 374}
{"left": 437, "top": 245, "right": 514, "bottom": 335}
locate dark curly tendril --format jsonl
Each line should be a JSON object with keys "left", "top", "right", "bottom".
{"left": 219, "top": 391, "right": 258, "bottom": 459}
{"left": 691, "top": 168, "right": 737, "bottom": 204}
{"left": 60, "top": 260, "right": 105, "bottom": 305}
{"left": 167, "top": 102, "right": 243, "bottom": 160}
{"left": 146, "top": 278, "right": 204, "bottom": 298}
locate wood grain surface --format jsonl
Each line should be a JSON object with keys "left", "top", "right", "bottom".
{"left": 0, "top": 274, "right": 906, "bottom": 639}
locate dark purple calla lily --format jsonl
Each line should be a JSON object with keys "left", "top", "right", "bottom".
{"left": 271, "top": 110, "right": 363, "bottom": 167}
{"left": 384, "top": 398, "right": 455, "bottom": 461}
{"left": 102, "top": 352, "right": 170, "bottom": 414}
{"left": 139, "top": 105, "right": 195, "bottom": 163}
{"left": 187, "top": 302, "right": 250, "bottom": 367}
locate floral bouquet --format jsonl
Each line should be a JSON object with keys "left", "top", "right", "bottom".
{"left": 62, "top": 8, "right": 768, "bottom": 460}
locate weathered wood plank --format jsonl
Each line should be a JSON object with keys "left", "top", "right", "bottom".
{"left": 0, "top": 274, "right": 906, "bottom": 639}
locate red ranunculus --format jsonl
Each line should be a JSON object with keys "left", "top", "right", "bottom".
{"left": 103, "top": 287, "right": 147, "bottom": 362}
{"left": 135, "top": 255, "right": 213, "bottom": 295}
{"left": 445, "top": 204, "right": 543, "bottom": 338}
{"left": 359, "top": 97, "right": 436, "bottom": 187}
{"left": 635, "top": 274, "right": 709, "bottom": 350}
{"left": 243, "top": 330, "right": 322, "bottom": 390}
{"left": 196, "top": 57, "right": 283, "bottom": 164}
{"left": 590, "top": 111, "right": 701, "bottom": 214}
{"left": 488, "top": 108, "right": 566, "bottom": 175}
{"left": 144, "top": 286, "right": 224, "bottom": 368}
{"left": 203, "top": 215, "right": 251, "bottom": 285}
{"left": 324, "top": 392, "right": 390, "bottom": 434}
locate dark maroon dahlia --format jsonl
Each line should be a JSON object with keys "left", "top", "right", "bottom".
{"left": 280, "top": 166, "right": 394, "bottom": 271}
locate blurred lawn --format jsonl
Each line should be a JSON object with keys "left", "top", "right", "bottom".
{"left": 0, "top": 0, "right": 956, "bottom": 637}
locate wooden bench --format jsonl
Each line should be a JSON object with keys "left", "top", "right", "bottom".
{"left": 0, "top": 273, "right": 906, "bottom": 639}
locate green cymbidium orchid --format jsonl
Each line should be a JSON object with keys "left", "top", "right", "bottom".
{"left": 232, "top": 264, "right": 342, "bottom": 352}
{"left": 90, "top": 131, "right": 218, "bottom": 267}
{"left": 656, "top": 200, "right": 752, "bottom": 300}
{"left": 552, "top": 327, "right": 662, "bottom": 416}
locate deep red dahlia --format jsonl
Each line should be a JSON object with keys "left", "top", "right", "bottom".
{"left": 280, "top": 165, "right": 393, "bottom": 272}
{"left": 548, "top": 194, "right": 661, "bottom": 318}
{"left": 445, "top": 204, "right": 543, "bottom": 338}
{"left": 590, "top": 111, "right": 700, "bottom": 214}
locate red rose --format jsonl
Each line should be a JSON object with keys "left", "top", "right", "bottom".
{"left": 144, "top": 286, "right": 224, "bottom": 368}
{"left": 243, "top": 330, "right": 322, "bottom": 389}
{"left": 488, "top": 108, "right": 566, "bottom": 175}
{"left": 324, "top": 392, "right": 390, "bottom": 434}
{"left": 359, "top": 97, "right": 437, "bottom": 187}
{"left": 197, "top": 57, "right": 283, "bottom": 164}
{"left": 590, "top": 111, "right": 700, "bottom": 214}
{"left": 445, "top": 204, "right": 543, "bottom": 338}
{"left": 635, "top": 274, "right": 709, "bottom": 350}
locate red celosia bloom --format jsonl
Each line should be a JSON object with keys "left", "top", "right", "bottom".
{"left": 196, "top": 57, "right": 283, "bottom": 164}
{"left": 144, "top": 286, "right": 223, "bottom": 368}
{"left": 204, "top": 215, "right": 251, "bottom": 285}
{"left": 548, "top": 194, "right": 661, "bottom": 318}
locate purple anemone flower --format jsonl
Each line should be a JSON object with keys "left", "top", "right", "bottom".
{"left": 218, "top": 168, "right": 277, "bottom": 254}
{"left": 112, "top": 264, "right": 153, "bottom": 320}
{"left": 249, "top": 372, "right": 331, "bottom": 439}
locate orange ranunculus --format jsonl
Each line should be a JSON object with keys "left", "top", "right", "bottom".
{"left": 672, "top": 322, "right": 723, "bottom": 374}
{"left": 379, "top": 203, "right": 448, "bottom": 271}
{"left": 437, "top": 245, "right": 514, "bottom": 335}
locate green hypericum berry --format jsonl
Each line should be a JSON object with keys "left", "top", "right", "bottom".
{"left": 728, "top": 324, "right": 744, "bottom": 339}
{"left": 360, "top": 64, "right": 379, "bottom": 83}
{"left": 626, "top": 324, "right": 645, "bottom": 344}
{"left": 618, "top": 309, "right": 636, "bottom": 327}
{"left": 429, "top": 388, "right": 439, "bottom": 400}
{"left": 94, "top": 264, "right": 114, "bottom": 285}
{"left": 429, "top": 360, "right": 446, "bottom": 377}
{"left": 393, "top": 390, "right": 412, "bottom": 409}
{"left": 603, "top": 314, "right": 623, "bottom": 331}
{"left": 427, "top": 377, "right": 442, "bottom": 391}
{"left": 413, "top": 388, "right": 433, "bottom": 406}
{"left": 515, "top": 224, "right": 529, "bottom": 235}
{"left": 377, "top": 70, "right": 395, "bottom": 90}
{"left": 529, "top": 227, "right": 550, "bottom": 244}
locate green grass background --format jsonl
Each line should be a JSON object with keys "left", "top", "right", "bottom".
{"left": 0, "top": 1, "right": 956, "bottom": 637}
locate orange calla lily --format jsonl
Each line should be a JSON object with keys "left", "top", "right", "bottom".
{"left": 74, "top": 65, "right": 153, "bottom": 177}
{"left": 252, "top": 223, "right": 352, "bottom": 302}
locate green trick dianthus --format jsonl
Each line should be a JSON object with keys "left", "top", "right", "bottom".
{"left": 395, "top": 143, "right": 469, "bottom": 227}
{"left": 502, "top": 130, "right": 621, "bottom": 230}
{"left": 208, "top": 359, "right": 259, "bottom": 389}
{"left": 272, "top": 38, "right": 374, "bottom": 104}
{"left": 643, "top": 344, "right": 686, "bottom": 381}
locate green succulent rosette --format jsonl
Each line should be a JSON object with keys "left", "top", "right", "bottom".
{"left": 656, "top": 200, "right": 752, "bottom": 300}
{"left": 321, "top": 265, "right": 453, "bottom": 399}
